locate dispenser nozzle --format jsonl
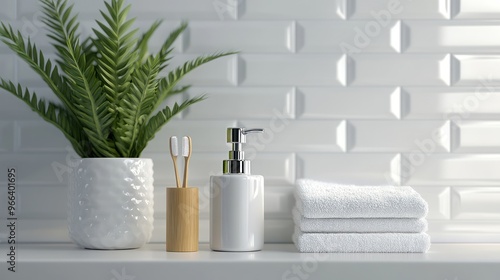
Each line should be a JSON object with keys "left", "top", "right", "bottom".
{"left": 223, "top": 127, "right": 264, "bottom": 174}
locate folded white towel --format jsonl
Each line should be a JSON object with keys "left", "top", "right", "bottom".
{"left": 292, "top": 208, "right": 428, "bottom": 233}
{"left": 293, "top": 228, "right": 431, "bottom": 253}
{"left": 295, "top": 179, "right": 428, "bottom": 218}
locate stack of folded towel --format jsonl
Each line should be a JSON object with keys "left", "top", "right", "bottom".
{"left": 293, "top": 179, "right": 430, "bottom": 253}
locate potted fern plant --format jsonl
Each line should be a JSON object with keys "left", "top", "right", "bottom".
{"left": 0, "top": 0, "right": 234, "bottom": 249}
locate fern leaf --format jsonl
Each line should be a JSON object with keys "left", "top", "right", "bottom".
{"left": 93, "top": 0, "right": 138, "bottom": 110}
{"left": 0, "top": 79, "right": 87, "bottom": 156}
{"left": 40, "top": 0, "right": 118, "bottom": 157}
{"left": 115, "top": 55, "right": 161, "bottom": 157}
{"left": 0, "top": 22, "right": 75, "bottom": 113}
{"left": 132, "top": 96, "right": 206, "bottom": 157}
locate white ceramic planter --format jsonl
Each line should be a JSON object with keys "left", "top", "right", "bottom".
{"left": 68, "top": 158, "right": 154, "bottom": 249}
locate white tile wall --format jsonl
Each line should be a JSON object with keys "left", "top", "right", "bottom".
{"left": 186, "top": 21, "right": 294, "bottom": 53}
{"left": 240, "top": 54, "right": 346, "bottom": 86}
{"left": 297, "top": 153, "right": 400, "bottom": 185}
{"left": 452, "top": 187, "right": 500, "bottom": 219}
{"left": 404, "top": 21, "right": 500, "bottom": 53}
{"left": 240, "top": 120, "right": 346, "bottom": 152}
{"left": 412, "top": 186, "right": 451, "bottom": 220}
{"left": 403, "top": 154, "right": 500, "bottom": 186}
{"left": 0, "top": 55, "right": 16, "bottom": 82}
{"left": 0, "top": 122, "right": 14, "bottom": 152}
{"left": 453, "top": 0, "right": 500, "bottom": 19}
{"left": 297, "top": 21, "right": 401, "bottom": 53}
{"left": 167, "top": 54, "right": 238, "bottom": 86}
{"left": 402, "top": 87, "right": 500, "bottom": 120}
{"left": 1, "top": 0, "right": 500, "bottom": 243}
{"left": 348, "top": 54, "right": 451, "bottom": 86}
{"left": 184, "top": 87, "right": 295, "bottom": 120}
{"left": 452, "top": 55, "right": 500, "bottom": 86}
{"left": 347, "top": 0, "right": 451, "bottom": 19}
{"left": 347, "top": 120, "right": 450, "bottom": 152}
{"left": 452, "top": 121, "right": 500, "bottom": 152}
{"left": 240, "top": 0, "right": 346, "bottom": 20}
{"left": 0, "top": 0, "right": 16, "bottom": 20}
{"left": 297, "top": 87, "right": 401, "bottom": 119}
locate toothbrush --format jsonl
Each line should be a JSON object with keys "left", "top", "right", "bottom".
{"left": 182, "top": 136, "right": 192, "bottom": 188}
{"left": 169, "top": 136, "right": 181, "bottom": 188}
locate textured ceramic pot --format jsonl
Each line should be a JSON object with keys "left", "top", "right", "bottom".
{"left": 68, "top": 158, "right": 154, "bottom": 249}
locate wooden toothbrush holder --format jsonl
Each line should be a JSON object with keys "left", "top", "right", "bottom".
{"left": 166, "top": 187, "right": 199, "bottom": 252}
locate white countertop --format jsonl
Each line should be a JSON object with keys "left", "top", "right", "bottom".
{"left": 1, "top": 243, "right": 500, "bottom": 280}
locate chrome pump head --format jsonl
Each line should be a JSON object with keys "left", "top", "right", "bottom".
{"left": 223, "top": 128, "right": 264, "bottom": 174}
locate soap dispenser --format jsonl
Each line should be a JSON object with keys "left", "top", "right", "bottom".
{"left": 210, "top": 127, "right": 264, "bottom": 251}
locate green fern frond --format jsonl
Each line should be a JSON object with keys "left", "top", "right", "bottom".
{"left": 41, "top": 0, "right": 118, "bottom": 157}
{"left": 93, "top": 0, "right": 137, "bottom": 110}
{"left": 0, "top": 79, "right": 87, "bottom": 156}
{"left": 133, "top": 96, "right": 206, "bottom": 157}
{"left": 0, "top": 23, "right": 75, "bottom": 113}
{"left": 115, "top": 55, "right": 161, "bottom": 157}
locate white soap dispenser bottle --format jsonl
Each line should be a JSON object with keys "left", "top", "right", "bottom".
{"left": 210, "top": 127, "right": 264, "bottom": 252}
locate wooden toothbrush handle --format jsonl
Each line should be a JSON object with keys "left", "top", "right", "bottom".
{"left": 172, "top": 156, "right": 181, "bottom": 188}
{"left": 182, "top": 157, "right": 190, "bottom": 188}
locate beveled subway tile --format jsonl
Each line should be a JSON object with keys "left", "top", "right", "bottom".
{"left": 402, "top": 87, "right": 500, "bottom": 120}
{"left": 298, "top": 87, "right": 400, "bottom": 119}
{"left": 412, "top": 186, "right": 451, "bottom": 220}
{"left": 18, "top": 0, "right": 239, "bottom": 20}
{"left": 143, "top": 120, "right": 237, "bottom": 152}
{"left": 18, "top": 0, "right": 103, "bottom": 19}
{"left": 0, "top": 55, "right": 16, "bottom": 82}
{"left": 298, "top": 153, "right": 401, "bottom": 185}
{"left": 348, "top": 0, "right": 450, "bottom": 19}
{"left": 404, "top": 21, "right": 500, "bottom": 53}
{"left": 297, "top": 20, "right": 400, "bottom": 53}
{"left": 241, "top": 0, "right": 346, "bottom": 19}
{"left": 0, "top": 122, "right": 14, "bottom": 152}
{"left": 264, "top": 186, "right": 295, "bottom": 218}
{"left": 186, "top": 21, "right": 293, "bottom": 53}
{"left": 239, "top": 120, "right": 346, "bottom": 152}
{"left": 15, "top": 120, "right": 72, "bottom": 152}
{"left": 133, "top": 21, "right": 184, "bottom": 52}
{"left": 453, "top": 0, "right": 500, "bottom": 19}
{"left": 452, "top": 55, "right": 500, "bottom": 86}
{"left": 184, "top": 87, "right": 295, "bottom": 120}
{"left": 452, "top": 187, "right": 500, "bottom": 219}
{"left": 240, "top": 54, "right": 346, "bottom": 86}
{"left": 251, "top": 153, "right": 296, "bottom": 185}
{"left": 347, "top": 120, "right": 450, "bottom": 152}
{"left": 0, "top": 0, "right": 16, "bottom": 20}
{"left": 165, "top": 54, "right": 238, "bottom": 86}
{"left": 451, "top": 121, "right": 500, "bottom": 153}
{"left": 402, "top": 154, "right": 500, "bottom": 186}
{"left": 0, "top": 153, "right": 74, "bottom": 185}
{"left": 13, "top": 185, "right": 67, "bottom": 219}
{"left": 349, "top": 54, "right": 451, "bottom": 86}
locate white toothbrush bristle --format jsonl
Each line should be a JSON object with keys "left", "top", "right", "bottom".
{"left": 182, "top": 136, "right": 190, "bottom": 156}
{"left": 170, "top": 136, "right": 178, "bottom": 156}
